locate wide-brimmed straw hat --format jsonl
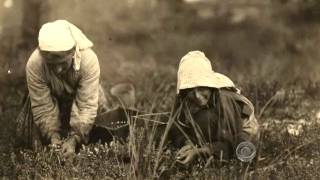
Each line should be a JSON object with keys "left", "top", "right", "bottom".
{"left": 177, "top": 51, "right": 235, "bottom": 94}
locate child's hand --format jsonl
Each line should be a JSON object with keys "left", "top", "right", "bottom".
{"left": 61, "top": 136, "right": 77, "bottom": 160}
{"left": 50, "top": 133, "right": 62, "bottom": 149}
{"left": 176, "top": 144, "right": 198, "bottom": 164}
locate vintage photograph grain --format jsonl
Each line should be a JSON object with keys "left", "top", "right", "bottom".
{"left": 0, "top": 0, "right": 319, "bottom": 179}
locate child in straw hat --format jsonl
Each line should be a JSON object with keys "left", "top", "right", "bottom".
{"left": 169, "top": 51, "right": 259, "bottom": 164}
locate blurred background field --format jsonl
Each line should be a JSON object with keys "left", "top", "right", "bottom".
{"left": 0, "top": 0, "right": 320, "bottom": 179}
{"left": 1, "top": 0, "right": 320, "bottom": 84}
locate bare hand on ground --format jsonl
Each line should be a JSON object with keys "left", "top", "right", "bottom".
{"left": 176, "top": 144, "right": 199, "bottom": 165}
{"left": 61, "top": 136, "right": 77, "bottom": 160}
{"left": 50, "top": 133, "right": 62, "bottom": 149}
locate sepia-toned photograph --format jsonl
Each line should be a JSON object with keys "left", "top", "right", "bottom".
{"left": 0, "top": 0, "right": 319, "bottom": 179}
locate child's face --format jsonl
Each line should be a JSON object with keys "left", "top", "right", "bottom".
{"left": 185, "top": 87, "right": 212, "bottom": 107}
{"left": 41, "top": 47, "right": 75, "bottom": 76}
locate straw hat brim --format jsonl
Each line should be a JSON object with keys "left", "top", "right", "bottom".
{"left": 177, "top": 72, "right": 235, "bottom": 94}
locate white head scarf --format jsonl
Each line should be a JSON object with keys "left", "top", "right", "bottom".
{"left": 177, "top": 51, "right": 235, "bottom": 94}
{"left": 38, "top": 20, "right": 93, "bottom": 71}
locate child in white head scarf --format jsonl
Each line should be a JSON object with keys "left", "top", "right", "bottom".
{"left": 16, "top": 20, "right": 107, "bottom": 159}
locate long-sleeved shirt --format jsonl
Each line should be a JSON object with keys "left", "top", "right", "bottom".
{"left": 218, "top": 89, "right": 259, "bottom": 144}
{"left": 26, "top": 48, "right": 105, "bottom": 143}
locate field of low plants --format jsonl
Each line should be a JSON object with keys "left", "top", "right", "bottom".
{"left": 1, "top": 1, "right": 320, "bottom": 179}
{"left": 0, "top": 70, "right": 319, "bottom": 179}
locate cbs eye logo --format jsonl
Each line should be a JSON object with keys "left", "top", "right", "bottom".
{"left": 236, "top": 141, "right": 256, "bottom": 162}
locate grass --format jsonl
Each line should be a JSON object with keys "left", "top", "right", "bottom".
{"left": 1, "top": 1, "right": 320, "bottom": 179}
{"left": 0, "top": 70, "right": 319, "bottom": 179}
